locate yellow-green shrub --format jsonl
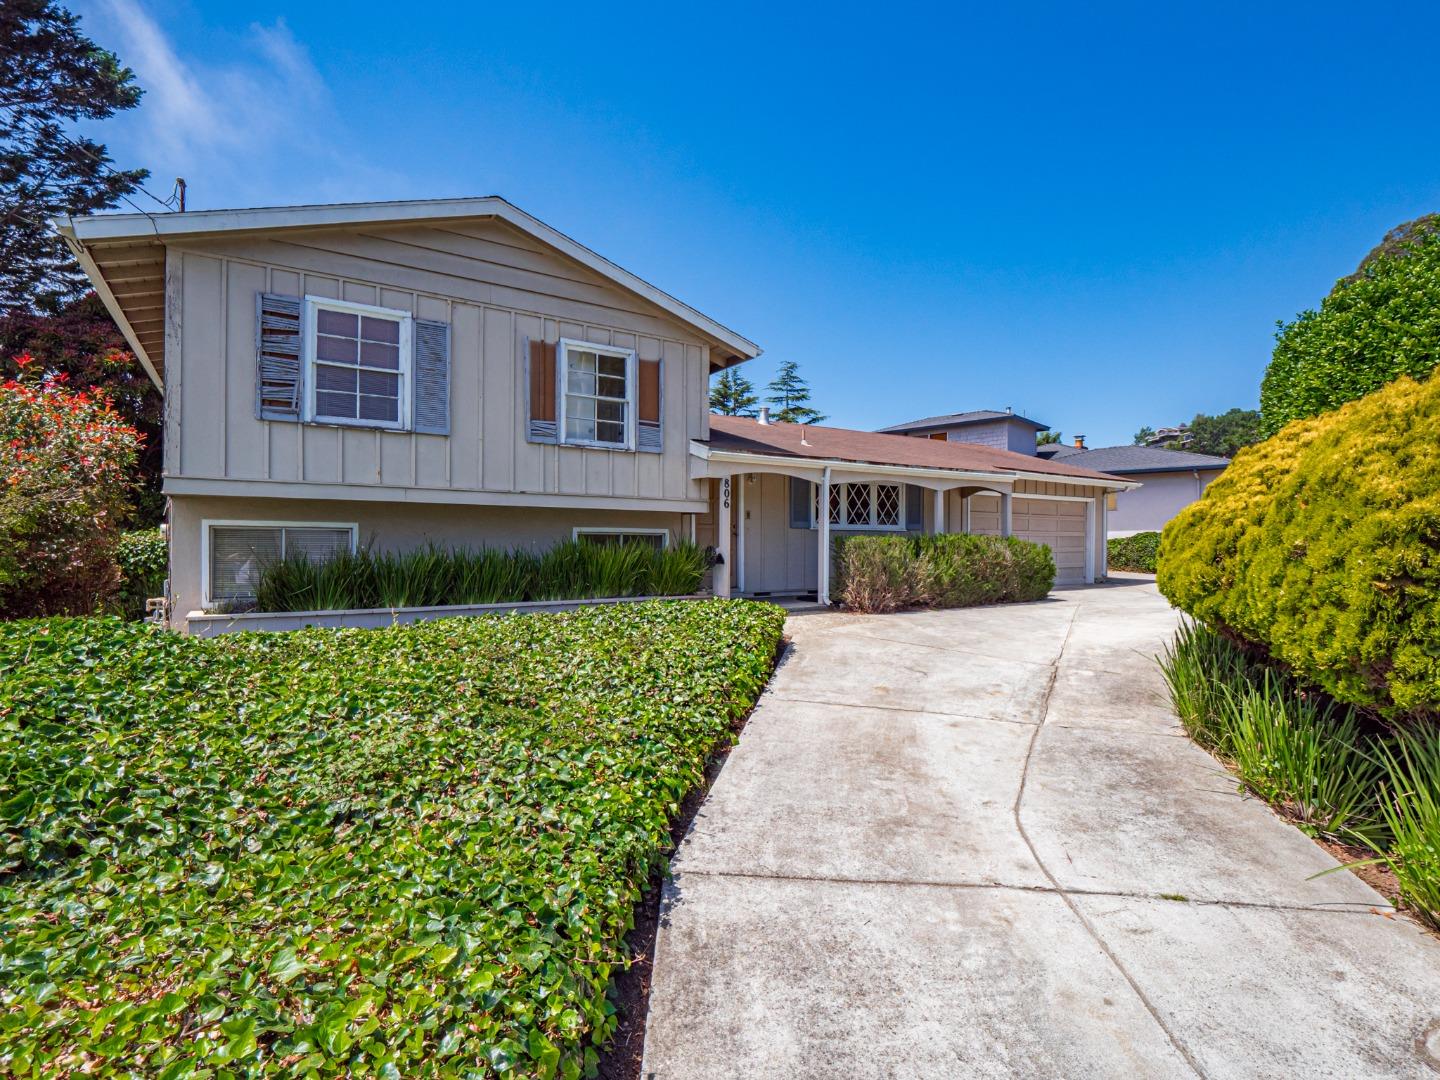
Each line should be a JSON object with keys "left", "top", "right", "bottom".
{"left": 1157, "top": 374, "right": 1440, "bottom": 716}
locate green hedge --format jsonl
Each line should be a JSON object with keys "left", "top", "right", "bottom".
{"left": 249, "top": 540, "right": 709, "bottom": 614}
{"left": 1157, "top": 373, "right": 1440, "bottom": 717}
{"left": 835, "top": 533, "right": 1056, "bottom": 613}
{"left": 1261, "top": 221, "right": 1440, "bottom": 435}
{"left": 0, "top": 600, "right": 784, "bottom": 1077}
{"left": 113, "top": 528, "right": 167, "bottom": 620}
{"left": 1107, "top": 532, "right": 1160, "bottom": 573}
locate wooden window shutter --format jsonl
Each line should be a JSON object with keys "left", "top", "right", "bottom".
{"left": 637, "top": 357, "right": 662, "bottom": 453}
{"left": 255, "top": 292, "right": 303, "bottom": 421}
{"left": 789, "top": 477, "right": 814, "bottom": 529}
{"left": 905, "top": 485, "right": 925, "bottom": 531}
{"left": 412, "top": 318, "right": 450, "bottom": 435}
{"left": 525, "top": 336, "right": 558, "bottom": 443}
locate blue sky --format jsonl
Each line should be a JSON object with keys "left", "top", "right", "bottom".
{"left": 73, "top": 1, "right": 1440, "bottom": 446}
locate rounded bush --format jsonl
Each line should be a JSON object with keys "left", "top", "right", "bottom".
{"left": 1108, "top": 532, "right": 1160, "bottom": 573}
{"left": 1157, "top": 373, "right": 1440, "bottom": 716}
{"left": 836, "top": 533, "right": 1056, "bottom": 613}
{"left": 1261, "top": 223, "right": 1440, "bottom": 436}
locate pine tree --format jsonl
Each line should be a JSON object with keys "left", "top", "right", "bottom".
{"left": 1, "top": 1, "right": 149, "bottom": 313}
{"left": 709, "top": 367, "right": 759, "bottom": 416}
{"left": 765, "top": 360, "right": 826, "bottom": 424}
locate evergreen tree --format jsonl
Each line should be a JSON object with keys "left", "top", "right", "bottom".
{"left": 1036, "top": 430, "right": 1062, "bottom": 445}
{"left": 1132, "top": 425, "right": 1156, "bottom": 445}
{"left": 709, "top": 367, "right": 759, "bottom": 416}
{"left": 764, "top": 360, "right": 826, "bottom": 424}
{"left": 1, "top": 1, "right": 149, "bottom": 312}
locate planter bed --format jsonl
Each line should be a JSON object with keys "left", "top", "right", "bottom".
{"left": 187, "top": 592, "right": 708, "bottom": 636}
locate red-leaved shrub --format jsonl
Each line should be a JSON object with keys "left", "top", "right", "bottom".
{"left": 0, "top": 355, "right": 142, "bottom": 616}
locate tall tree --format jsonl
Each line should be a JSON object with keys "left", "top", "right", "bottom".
{"left": 764, "top": 360, "right": 825, "bottom": 424}
{"left": 2, "top": 0, "right": 149, "bottom": 313}
{"left": 1132, "top": 425, "right": 1156, "bottom": 445}
{"left": 1184, "top": 408, "right": 1263, "bottom": 457}
{"left": 1036, "top": 430, "right": 1062, "bottom": 445}
{"left": 709, "top": 367, "right": 759, "bottom": 416}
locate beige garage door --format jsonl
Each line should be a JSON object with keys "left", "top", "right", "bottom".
{"left": 1011, "top": 498, "right": 1088, "bottom": 584}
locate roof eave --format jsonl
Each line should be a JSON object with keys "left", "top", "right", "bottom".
{"left": 52, "top": 197, "right": 761, "bottom": 364}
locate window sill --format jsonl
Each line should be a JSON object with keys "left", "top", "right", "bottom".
{"left": 558, "top": 439, "right": 637, "bottom": 453}
{"left": 302, "top": 417, "right": 410, "bottom": 433}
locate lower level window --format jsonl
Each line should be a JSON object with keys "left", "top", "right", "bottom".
{"left": 811, "top": 482, "right": 906, "bottom": 530}
{"left": 208, "top": 522, "right": 356, "bottom": 604}
{"left": 573, "top": 528, "right": 669, "bottom": 550}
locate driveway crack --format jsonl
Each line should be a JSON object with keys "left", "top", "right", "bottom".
{"left": 1013, "top": 599, "right": 1210, "bottom": 1079}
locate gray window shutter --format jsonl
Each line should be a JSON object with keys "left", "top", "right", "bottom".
{"left": 905, "top": 485, "right": 925, "bottom": 531}
{"left": 255, "top": 292, "right": 302, "bottom": 421}
{"left": 790, "top": 477, "right": 814, "bottom": 528}
{"left": 412, "top": 318, "right": 450, "bottom": 435}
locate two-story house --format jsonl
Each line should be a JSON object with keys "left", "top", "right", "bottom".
{"left": 58, "top": 198, "right": 1135, "bottom": 630}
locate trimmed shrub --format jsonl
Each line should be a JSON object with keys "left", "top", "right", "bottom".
{"left": 1261, "top": 220, "right": 1440, "bottom": 435}
{"left": 1157, "top": 373, "right": 1440, "bottom": 717}
{"left": 0, "top": 600, "right": 786, "bottom": 1076}
{"left": 836, "top": 533, "right": 1056, "bottom": 614}
{"left": 113, "top": 528, "right": 166, "bottom": 620}
{"left": 0, "top": 360, "right": 141, "bottom": 617}
{"left": 249, "top": 539, "right": 710, "bottom": 614}
{"left": 1108, "top": 531, "right": 1160, "bottom": 573}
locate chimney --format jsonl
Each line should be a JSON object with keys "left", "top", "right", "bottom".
{"left": 1073, "top": 434, "right": 1086, "bottom": 449}
{"left": 757, "top": 406, "right": 770, "bottom": 425}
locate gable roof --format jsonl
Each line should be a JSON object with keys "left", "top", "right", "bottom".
{"left": 1053, "top": 445, "right": 1231, "bottom": 474}
{"left": 878, "top": 409, "right": 1050, "bottom": 434}
{"left": 704, "top": 415, "right": 1129, "bottom": 486}
{"left": 52, "top": 196, "right": 761, "bottom": 390}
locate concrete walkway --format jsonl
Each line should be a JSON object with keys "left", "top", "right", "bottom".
{"left": 641, "top": 578, "right": 1440, "bottom": 1079}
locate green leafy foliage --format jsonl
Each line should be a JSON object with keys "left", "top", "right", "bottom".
{"left": 1157, "top": 373, "right": 1440, "bottom": 717}
{"left": 835, "top": 533, "right": 1056, "bottom": 614}
{"left": 763, "top": 360, "right": 825, "bottom": 425}
{"left": 1107, "top": 532, "right": 1160, "bottom": 573}
{"left": 1261, "top": 220, "right": 1440, "bottom": 435}
{"left": 708, "top": 369, "right": 758, "bottom": 417}
{"left": 1184, "top": 408, "right": 1261, "bottom": 457}
{"left": 0, "top": 599, "right": 785, "bottom": 1076}
{"left": 1158, "top": 621, "right": 1439, "bottom": 925}
{"left": 112, "top": 527, "right": 165, "bottom": 619}
{"left": 250, "top": 541, "right": 709, "bottom": 614}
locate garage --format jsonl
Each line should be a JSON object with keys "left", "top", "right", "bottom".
{"left": 965, "top": 493, "right": 1093, "bottom": 585}
{"left": 1011, "top": 498, "right": 1089, "bottom": 584}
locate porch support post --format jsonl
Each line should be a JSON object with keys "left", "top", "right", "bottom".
{"left": 1100, "top": 495, "right": 1109, "bottom": 580}
{"left": 1084, "top": 496, "right": 1096, "bottom": 583}
{"left": 933, "top": 488, "right": 946, "bottom": 534}
{"left": 961, "top": 494, "right": 971, "bottom": 534}
{"left": 736, "top": 473, "right": 747, "bottom": 594}
{"left": 1001, "top": 491, "right": 1013, "bottom": 537}
{"left": 818, "top": 466, "right": 832, "bottom": 605}
{"left": 715, "top": 476, "right": 732, "bottom": 598}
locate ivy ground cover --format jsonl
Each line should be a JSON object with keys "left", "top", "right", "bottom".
{"left": 0, "top": 599, "right": 784, "bottom": 1078}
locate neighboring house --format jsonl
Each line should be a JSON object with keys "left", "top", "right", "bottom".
{"left": 57, "top": 197, "right": 1136, "bottom": 629}
{"left": 877, "top": 408, "right": 1048, "bottom": 454}
{"left": 1036, "top": 441, "right": 1229, "bottom": 536}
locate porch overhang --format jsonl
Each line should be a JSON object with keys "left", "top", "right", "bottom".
{"left": 689, "top": 442, "right": 1140, "bottom": 492}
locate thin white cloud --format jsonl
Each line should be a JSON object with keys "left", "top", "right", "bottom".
{"left": 83, "top": 1, "right": 407, "bottom": 207}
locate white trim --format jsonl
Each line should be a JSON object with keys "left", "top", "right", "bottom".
{"left": 818, "top": 466, "right": 832, "bottom": 605}
{"left": 572, "top": 526, "right": 671, "bottom": 548}
{"left": 303, "top": 295, "right": 413, "bottom": 431}
{"left": 736, "top": 474, "right": 747, "bottom": 593}
{"left": 558, "top": 338, "right": 637, "bottom": 450}
{"left": 200, "top": 518, "right": 359, "bottom": 608}
{"left": 715, "top": 478, "right": 732, "bottom": 598}
{"left": 165, "top": 476, "right": 710, "bottom": 513}
{"left": 53, "top": 196, "right": 761, "bottom": 362}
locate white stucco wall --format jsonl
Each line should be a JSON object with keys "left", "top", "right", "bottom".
{"left": 1107, "top": 468, "right": 1224, "bottom": 535}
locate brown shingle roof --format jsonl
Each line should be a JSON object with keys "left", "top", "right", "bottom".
{"left": 703, "top": 415, "right": 1125, "bottom": 484}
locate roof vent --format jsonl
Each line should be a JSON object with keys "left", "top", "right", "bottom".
{"left": 757, "top": 405, "right": 770, "bottom": 425}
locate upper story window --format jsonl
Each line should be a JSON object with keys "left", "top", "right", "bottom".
{"left": 560, "top": 339, "right": 635, "bottom": 449}
{"left": 305, "top": 297, "right": 412, "bottom": 429}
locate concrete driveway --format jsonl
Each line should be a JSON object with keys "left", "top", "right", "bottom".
{"left": 641, "top": 578, "right": 1440, "bottom": 1079}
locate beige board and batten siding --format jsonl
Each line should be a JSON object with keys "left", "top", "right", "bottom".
{"left": 163, "top": 218, "right": 712, "bottom": 509}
